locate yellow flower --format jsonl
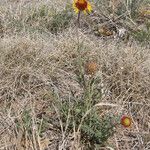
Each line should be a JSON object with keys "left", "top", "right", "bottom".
{"left": 73, "top": 0, "right": 92, "bottom": 14}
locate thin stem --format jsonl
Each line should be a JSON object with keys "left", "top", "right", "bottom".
{"left": 76, "top": 11, "right": 81, "bottom": 52}
{"left": 77, "top": 11, "right": 81, "bottom": 28}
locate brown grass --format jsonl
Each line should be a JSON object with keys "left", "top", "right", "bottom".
{"left": 0, "top": 0, "right": 150, "bottom": 150}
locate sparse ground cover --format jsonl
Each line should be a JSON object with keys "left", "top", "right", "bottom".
{"left": 0, "top": 0, "right": 150, "bottom": 149}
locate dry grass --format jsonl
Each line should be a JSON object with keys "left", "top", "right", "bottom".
{"left": 0, "top": 0, "right": 150, "bottom": 150}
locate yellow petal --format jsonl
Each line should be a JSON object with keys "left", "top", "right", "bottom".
{"left": 87, "top": 2, "right": 92, "bottom": 12}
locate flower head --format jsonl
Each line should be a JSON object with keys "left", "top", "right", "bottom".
{"left": 121, "top": 115, "right": 132, "bottom": 128}
{"left": 85, "top": 61, "right": 98, "bottom": 75}
{"left": 73, "top": 0, "right": 92, "bottom": 14}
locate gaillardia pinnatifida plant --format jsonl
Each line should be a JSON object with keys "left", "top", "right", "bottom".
{"left": 73, "top": 0, "right": 92, "bottom": 14}
{"left": 121, "top": 115, "right": 132, "bottom": 128}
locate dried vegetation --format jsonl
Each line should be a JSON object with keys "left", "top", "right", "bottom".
{"left": 0, "top": 0, "right": 150, "bottom": 149}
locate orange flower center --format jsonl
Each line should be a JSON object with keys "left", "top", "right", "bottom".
{"left": 75, "top": 0, "right": 88, "bottom": 11}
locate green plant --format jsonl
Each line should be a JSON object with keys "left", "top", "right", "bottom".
{"left": 81, "top": 114, "right": 115, "bottom": 147}
{"left": 132, "top": 22, "right": 150, "bottom": 44}
{"left": 132, "top": 30, "right": 150, "bottom": 44}
{"left": 49, "top": 5, "right": 73, "bottom": 34}
{"left": 15, "top": 109, "right": 33, "bottom": 134}
{"left": 27, "top": 5, "right": 50, "bottom": 22}
{"left": 4, "top": 4, "right": 73, "bottom": 34}
{"left": 60, "top": 99, "right": 116, "bottom": 148}
{"left": 58, "top": 57, "right": 117, "bottom": 148}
